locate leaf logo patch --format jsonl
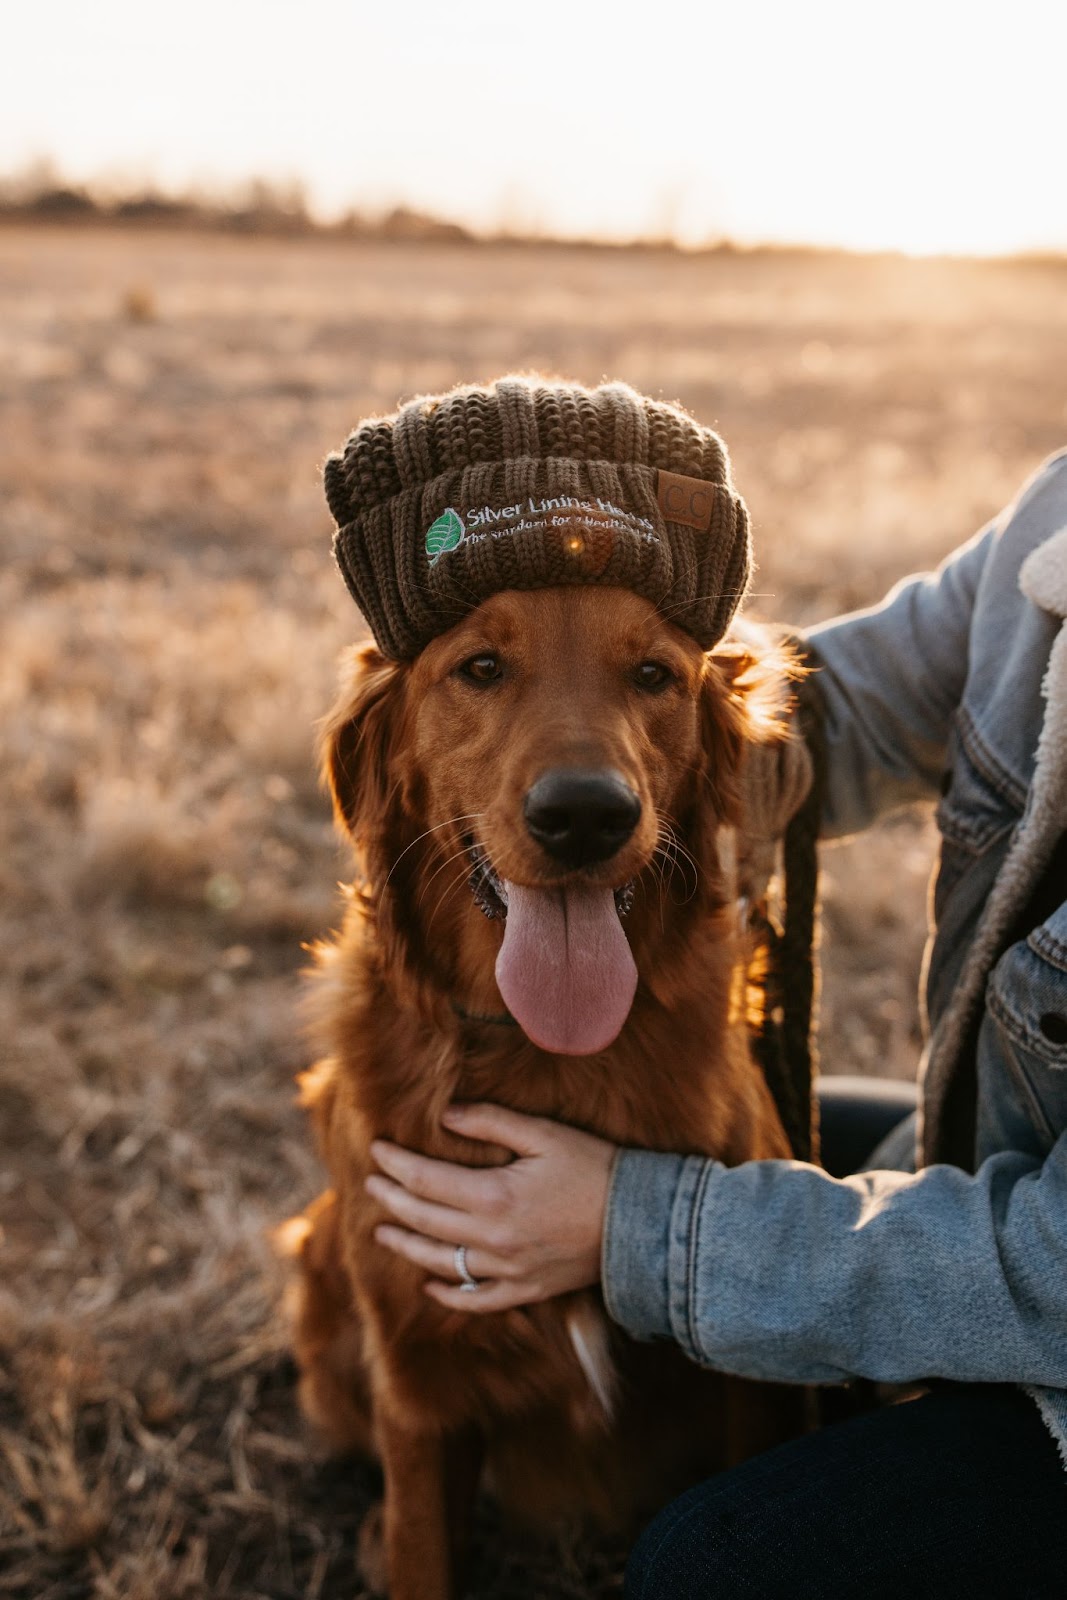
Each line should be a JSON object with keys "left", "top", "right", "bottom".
{"left": 425, "top": 508, "right": 464, "bottom": 564}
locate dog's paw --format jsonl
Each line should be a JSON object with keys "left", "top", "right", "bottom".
{"left": 357, "top": 1502, "right": 387, "bottom": 1597}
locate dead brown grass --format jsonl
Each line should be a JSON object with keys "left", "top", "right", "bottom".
{"left": 3, "top": 226, "right": 1067, "bottom": 1597}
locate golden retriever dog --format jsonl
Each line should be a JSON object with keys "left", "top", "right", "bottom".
{"left": 288, "top": 575, "right": 805, "bottom": 1599}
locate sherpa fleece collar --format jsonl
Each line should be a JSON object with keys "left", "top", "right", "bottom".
{"left": 1021, "top": 525, "right": 1067, "bottom": 618}
{"left": 921, "top": 524, "right": 1067, "bottom": 1166}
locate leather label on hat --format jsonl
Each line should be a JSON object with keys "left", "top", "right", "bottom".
{"left": 656, "top": 470, "right": 715, "bottom": 532}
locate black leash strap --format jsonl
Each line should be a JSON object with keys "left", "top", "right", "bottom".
{"left": 750, "top": 646, "right": 826, "bottom": 1164}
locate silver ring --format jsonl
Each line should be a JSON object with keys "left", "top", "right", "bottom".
{"left": 454, "top": 1244, "right": 480, "bottom": 1292}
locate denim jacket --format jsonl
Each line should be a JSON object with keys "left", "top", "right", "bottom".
{"left": 602, "top": 452, "right": 1067, "bottom": 1465}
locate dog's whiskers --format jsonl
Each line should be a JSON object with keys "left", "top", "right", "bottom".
{"left": 654, "top": 818, "right": 700, "bottom": 906}
{"left": 659, "top": 812, "right": 700, "bottom": 876}
{"left": 384, "top": 814, "right": 486, "bottom": 888}
{"left": 646, "top": 846, "right": 671, "bottom": 934}
{"left": 661, "top": 818, "right": 701, "bottom": 882}
{"left": 654, "top": 589, "right": 759, "bottom": 626}
{"left": 426, "top": 861, "right": 481, "bottom": 929}
{"left": 416, "top": 843, "right": 481, "bottom": 911}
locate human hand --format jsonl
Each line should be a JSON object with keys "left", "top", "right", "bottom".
{"left": 366, "top": 1102, "right": 617, "bottom": 1313}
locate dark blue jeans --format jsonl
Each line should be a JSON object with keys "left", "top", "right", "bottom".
{"left": 625, "top": 1081, "right": 1067, "bottom": 1599}
{"left": 625, "top": 1384, "right": 1067, "bottom": 1599}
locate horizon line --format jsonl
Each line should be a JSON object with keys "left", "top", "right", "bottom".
{"left": 3, "top": 165, "right": 1067, "bottom": 268}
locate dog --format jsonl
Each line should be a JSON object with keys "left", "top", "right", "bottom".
{"left": 288, "top": 578, "right": 807, "bottom": 1599}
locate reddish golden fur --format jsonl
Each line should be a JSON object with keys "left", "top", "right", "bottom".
{"left": 290, "top": 585, "right": 800, "bottom": 1599}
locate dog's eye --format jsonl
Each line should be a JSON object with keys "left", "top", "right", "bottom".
{"left": 632, "top": 661, "right": 673, "bottom": 692}
{"left": 459, "top": 654, "right": 503, "bottom": 685}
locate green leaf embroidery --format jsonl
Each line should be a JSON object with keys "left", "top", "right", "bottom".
{"left": 425, "top": 508, "right": 464, "bottom": 564}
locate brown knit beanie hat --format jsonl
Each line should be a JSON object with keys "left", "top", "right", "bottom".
{"left": 324, "top": 375, "right": 751, "bottom": 659}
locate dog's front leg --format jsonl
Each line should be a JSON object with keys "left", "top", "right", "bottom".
{"left": 375, "top": 1414, "right": 481, "bottom": 1600}
{"left": 444, "top": 1422, "right": 484, "bottom": 1596}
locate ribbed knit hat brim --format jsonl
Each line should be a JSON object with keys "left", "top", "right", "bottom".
{"left": 324, "top": 376, "right": 752, "bottom": 659}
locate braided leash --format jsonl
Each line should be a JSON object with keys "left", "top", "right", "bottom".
{"left": 746, "top": 645, "right": 826, "bottom": 1164}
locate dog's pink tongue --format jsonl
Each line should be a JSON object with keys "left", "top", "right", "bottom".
{"left": 495, "top": 882, "right": 638, "bottom": 1055}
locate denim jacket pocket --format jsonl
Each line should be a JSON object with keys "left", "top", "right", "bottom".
{"left": 988, "top": 902, "right": 1067, "bottom": 1151}
{"left": 933, "top": 722, "right": 1018, "bottom": 920}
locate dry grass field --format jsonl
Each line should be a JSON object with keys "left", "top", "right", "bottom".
{"left": 3, "top": 224, "right": 1066, "bottom": 1598}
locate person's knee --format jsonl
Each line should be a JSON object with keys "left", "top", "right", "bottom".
{"left": 623, "top": 1482, "right": 746, "bottom": 1600}
{"left": 624, "top": 1500, "right": 689, "bottom": 1600}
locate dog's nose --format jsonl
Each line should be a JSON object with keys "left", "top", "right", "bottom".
{"left": 523, "top": 770, "right": 641, "bottom": 867}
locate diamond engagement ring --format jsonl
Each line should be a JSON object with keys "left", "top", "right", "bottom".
{"left": 454, "top": 1244, "right": 480, "bottom": 1292}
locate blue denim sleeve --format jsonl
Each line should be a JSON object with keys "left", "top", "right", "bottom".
{"left": 806, "top": 524, "right": 994, "bottom": 837}
{"left": 602, "top": 1141, "right": 1067, "bottom": 1386}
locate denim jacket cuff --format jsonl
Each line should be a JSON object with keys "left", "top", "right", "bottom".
{"left": 602, "top": 1148, "right": 711, "bottom": 1351}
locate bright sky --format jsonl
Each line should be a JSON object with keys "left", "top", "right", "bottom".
{"left": 3, "top": 0, "right": 1065, "bottom": 255}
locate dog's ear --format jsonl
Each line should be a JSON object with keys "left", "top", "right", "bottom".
{"left": 700, "top": 637, "right": 798, "bottom": 824}
{"left": 319, "top": 644, "right": 406, "bottom": 845}
{"left": 698, "top": 656, "right": 750, "bottom": 826}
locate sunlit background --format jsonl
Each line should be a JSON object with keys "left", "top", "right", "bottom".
{"left": 5, "top": 9, "right": 1067, "bottom": 1595}
{"left": 4, "top": 0, "right": 1066, "bottom": 254}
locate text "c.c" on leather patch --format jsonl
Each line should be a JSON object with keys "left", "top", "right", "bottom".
{"left": 656, "top": 470, "right": 716, "bottom": 533}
